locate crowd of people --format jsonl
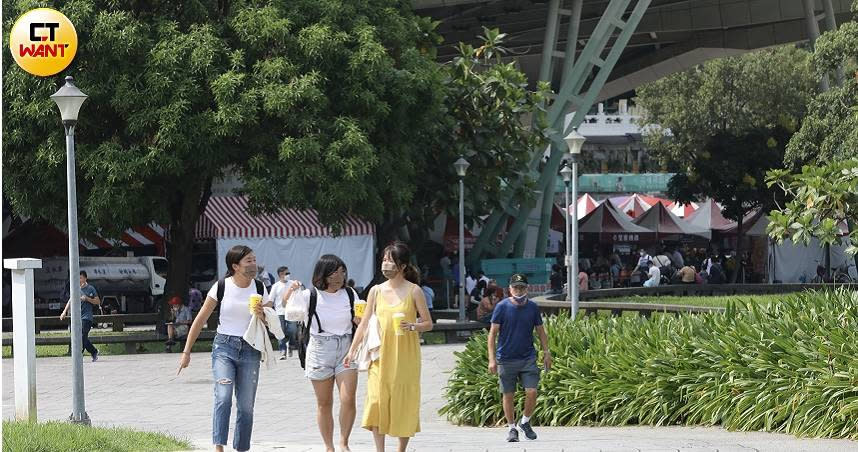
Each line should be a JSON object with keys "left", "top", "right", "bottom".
{"left": 157, "top": 241, "right": 554, "bottom": 451}
{"left": 549, "top": 244, "right": 750, "bottom": 293}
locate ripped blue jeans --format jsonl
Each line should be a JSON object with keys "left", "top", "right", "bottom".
{"left": 211, "top": 333, "right": 261, "bottom": 451}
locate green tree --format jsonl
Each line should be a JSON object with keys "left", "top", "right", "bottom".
{"left": 766, "top": 159, "right": 858, "bottom": 258}
{"left": 241, "top": 25, "right": 550, "bottom": 267}
{"left": 783, "top": 0, "right": 858, "bottom": 167}
{"left": 3, "top": 1, "right": 549, "bottom": 311}
{"left": 769, "top": 0, "right": 858, "bottom": 266}
{"left": 636, "top": 46, "right": 815, "bottom": 280}
{"left": 2, "top": 0, "right": 445, "bottom": 311}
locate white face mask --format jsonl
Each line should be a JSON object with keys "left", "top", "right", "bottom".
{"left": 512, "top": 294, "right": 528, "bottom": 303}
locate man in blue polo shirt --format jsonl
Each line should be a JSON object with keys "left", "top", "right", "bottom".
{"left": 60, "top": 271, "right": 101, "bottom": 362}
{"left": 487, "top": 273, "right": 552, "bottom": 442}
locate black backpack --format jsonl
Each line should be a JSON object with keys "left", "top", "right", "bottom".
{"left": 298, "top": 287, "right": 358, "bottom": 369}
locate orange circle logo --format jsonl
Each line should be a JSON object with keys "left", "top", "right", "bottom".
{"left": 9, "top": 8, "right": 78, "bottom": 77}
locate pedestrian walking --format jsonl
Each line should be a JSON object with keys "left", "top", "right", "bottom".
{"left": 176, "top": 245, "right": 270, "bottom": 452}
{"left": 269, "top": 266, "right": 298, "bottom": 359}
{"left": 487, "top": 273, "right": 552, "bottom": 442}
{"left": 345, "top": 241, "right": 433, "bottom": 452}
{"left": 283, "top": 255, "right": 360, "bottom": 452}
{"left": 60, "top": 271, "right": 100, "bottom": 362}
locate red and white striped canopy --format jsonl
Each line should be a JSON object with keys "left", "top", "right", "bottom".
{"left": 616, "top": 194, "right": 671, "bottom": 218}
{"left": 195, "top": 196, "right": 375, "bottom": 239}
{"left": 80, "top": 223, "right": 166, "bottom": 251}
{"left": 616, "top": 194, "right": 652, "bottom": 218}
{"left": 669, "top": 201, "right": 699, "bottom": 218}
{"left": 566, "top": 194, "right": 602, "bottom": 219}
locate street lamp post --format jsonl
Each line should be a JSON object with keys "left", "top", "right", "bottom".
{"left": 51, "top": 76, "right": 90, "bottom": 425}
{"left": 564, "top": 128, "right": 586, "bottom": 319}
{"left": 454, "top": 156, "right": 470, "bottom": 322}
{"left": 560, "top": 164, "right": 573, "bottom": 306}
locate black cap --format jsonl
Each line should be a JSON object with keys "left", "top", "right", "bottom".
{"left": 509, "top": 273, "right": 528, "bottom": 287}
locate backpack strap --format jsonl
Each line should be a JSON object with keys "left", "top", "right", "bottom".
{"left": 254, "top": 279, "right": 264, "bottom": 296}
{"left": 308, "top": 288, "right": 323, "bottom": 334}
{"left": 346, "top": 287, "right": 356, "bottom": 335}
{"left": 216, "top": 276, "right": 226, "bottom": 302}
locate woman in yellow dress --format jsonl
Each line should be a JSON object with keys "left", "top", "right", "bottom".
{"left": 345, "top": 241, "right": 433, "bottom": 452}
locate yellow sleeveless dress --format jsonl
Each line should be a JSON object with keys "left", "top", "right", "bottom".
{"left": 361, "top": 286, "right": 421, "bottom": 437}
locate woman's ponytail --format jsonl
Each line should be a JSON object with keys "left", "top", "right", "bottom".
{"left": 403, "top": 264, "right": 421, "bottom": 285}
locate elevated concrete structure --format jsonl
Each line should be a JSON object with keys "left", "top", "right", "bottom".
{"left": 417, "top": 0, "right": 853, "bottom": 101}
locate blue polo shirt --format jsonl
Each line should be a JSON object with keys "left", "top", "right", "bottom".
{"left": 491, "top": 298, "right": 543, "bottom": 362}
{"left": 80, "top": 284, "right": 98, "bottom": 322}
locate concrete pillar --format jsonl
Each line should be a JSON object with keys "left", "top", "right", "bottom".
{"left": 822, "top": 0, "right": 845, "bottom": 86}
{"left": 803, "top": 0, "right": 830, "bottom": 91}
{"left": 4, "top": 258, "right": 42, "bottom": 422}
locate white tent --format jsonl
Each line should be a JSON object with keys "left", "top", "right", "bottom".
{"left": 196, "top": 196, "right": 376, "bottom": 289}
{"left": 769, "top": 238, "right": 856, "bottom": 283}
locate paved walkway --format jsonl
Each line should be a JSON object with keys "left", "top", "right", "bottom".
{"left": 3, "top": 344, "right": 856, "bottom": 451}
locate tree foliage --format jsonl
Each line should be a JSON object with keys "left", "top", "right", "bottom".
{"left": 2, "top": 0, "right": 446, "bottom": 303}
{"left": 635, "top": 46, "right": 815, "bottom": 225}
{"left": 766, "top": 159, "right": 858, "bottom": 255}
{"left": 636, "top": 45, "right": 815, "bottom": 176}
{"left": 2, "top": 1, "right": 549, "bottom": 301}
{"left": 769, "top": 0, "right": 858, "bottom": 257}
{"left": 784, "top": 0, "right": 858, "bottom": 167}
{"left": 666, "top": 127, "right": 789, "bottom": 222}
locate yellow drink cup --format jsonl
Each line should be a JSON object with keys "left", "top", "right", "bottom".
{"left": 392, "top": 312, "right": 405, "bottom": 336}
{"left": 249, "top": 294, "right": 263, "bottom": 314}
{"left": 355, "top": 300, "right": 367, "bottom": 318}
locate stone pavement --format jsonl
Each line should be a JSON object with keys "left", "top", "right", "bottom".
{"left": 3, "top": 344, "right": 856, "bottom": 452}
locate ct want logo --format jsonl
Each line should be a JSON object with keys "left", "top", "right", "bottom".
{"left": 9, "top": 8, "right": 78, "bottom": 77}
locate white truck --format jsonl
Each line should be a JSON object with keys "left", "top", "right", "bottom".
{"left": 34, "top": 256, "right": 168, "bottom": 315}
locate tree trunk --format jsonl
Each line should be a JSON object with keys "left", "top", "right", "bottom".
{"left": 731, "top": 214, "right": 744, "bottom": 283}
{"left": 161, "top": 177, "right": 212, "bottom": 322}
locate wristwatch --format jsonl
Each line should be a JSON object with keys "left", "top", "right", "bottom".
{"left": 409, "top": 324, "right": 416, "bottom": 331}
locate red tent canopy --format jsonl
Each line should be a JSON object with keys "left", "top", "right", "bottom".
{"left": 633, "top": 202, "right": 711, "bottom": 240}
{"left": 578, "top": 200, "right": 653, "bottom": 241}
{"left": 684, "top": 199, "right": 733, "bottom": 231}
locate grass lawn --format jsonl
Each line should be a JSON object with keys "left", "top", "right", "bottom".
{"left": 3, "top": 329, "right": 212, "bottom": 359}
{"left": 2, "top": 420, "right": 192, "bottom": 452}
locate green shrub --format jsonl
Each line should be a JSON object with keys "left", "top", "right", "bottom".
{"left": 440, "top": 288, "right": 858, "bottom": 439}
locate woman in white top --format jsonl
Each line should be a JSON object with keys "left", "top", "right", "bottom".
{"left": 283, "top": 254, "right": 359, "bottom": 452}
{"left": 177, "top": 245, "right": 270, "bottom": 452}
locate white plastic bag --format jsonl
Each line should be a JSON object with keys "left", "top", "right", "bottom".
{"left": 284, "top": 289, "right": 308, "bottom": 322}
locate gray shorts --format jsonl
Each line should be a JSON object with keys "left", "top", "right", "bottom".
{"left": 498, "top": 357, "right": 540, "bottom": 393}
{"left": 305, "top": 334, "right": 354, "bottom": 380}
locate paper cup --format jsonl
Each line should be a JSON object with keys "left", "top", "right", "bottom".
{"left": 392, "top": 312, "right": 405, "bottom": 336}
{"left": 355, "top": 300, "right": 367, "bottom": 318}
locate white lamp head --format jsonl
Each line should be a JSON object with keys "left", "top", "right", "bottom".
{"left": 51, "top": 76, "right": 88, "bottom": 122}
{"left": 454, "top": 156, "right": 470, "bottom": 177}
{"left": 560, "top": 164, "right": 573, "bottom": 183}
{"left": 564, "top": 127, "right": 586, "bottom": 155}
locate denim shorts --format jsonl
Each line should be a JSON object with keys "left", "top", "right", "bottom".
{"left": 498, "top": 357, "right": 540, "bottom": 393}
{"left": 305, "top": 334, "right": 353, "bottom": 380}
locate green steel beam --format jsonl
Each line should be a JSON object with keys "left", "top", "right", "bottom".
{"left": 469, "top": 0, "right": 561, "bottom": 266}
{"left": 533, "top": 0, "right": 653, "bottom": 257}
{"left": 469, "top": 0, "right": 652, "bottom": 263}
{"left": 498, "top": 0, "right": 651, "bottom": 258}
{"left": 538, "top": 0, "right": 562, "bottom": 82}
{"left": 535, "top": 0, "right": 583, "bottom": 257}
